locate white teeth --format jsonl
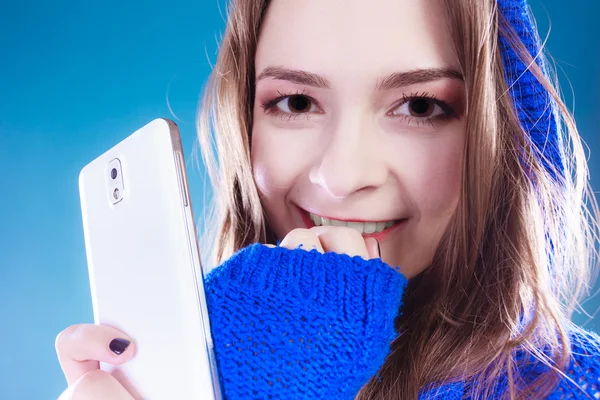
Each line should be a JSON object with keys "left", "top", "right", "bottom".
{"left": 309, "top": 212, "right": 399, "bottom": 234}
{"left": 346, "top": 221, "right": 364, "bottom": 231}
{"left": 331, "top": 219, "right": 345, "bottom": 227}
{"left": 313, "top": 214, "right": 322, "bottom": 225}
{"left": 363, "top": 221, "right": 376, "bottom": 234}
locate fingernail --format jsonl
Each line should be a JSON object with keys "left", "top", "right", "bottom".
{"left": 376, "top": 239, "right": 381, "bottom": 258}
{"left": 109, "top": 338, "right": 131, "bottom": 355}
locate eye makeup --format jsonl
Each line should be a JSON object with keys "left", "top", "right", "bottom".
{"left": 257, "top": 86, "right": 464, "bottom": 128}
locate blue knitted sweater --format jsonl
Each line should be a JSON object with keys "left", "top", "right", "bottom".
{"left": 204, "top": 244, "right": 600, "bottom": 399}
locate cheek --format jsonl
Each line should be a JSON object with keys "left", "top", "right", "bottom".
{"left": 251, "top": 137, "right": 281, "bottom": 198}
{"left": 251, "top": 119, "right": 310, "bottom": 197}
{"left": 398, "top": 135, "right": 464, "bottom": 219}
{"left": 421, "top": 152, "right": 461, "bottom": 217}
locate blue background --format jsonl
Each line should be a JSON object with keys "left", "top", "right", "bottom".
{"left": 0, "top": 1, "right": 598, "bottom": 398}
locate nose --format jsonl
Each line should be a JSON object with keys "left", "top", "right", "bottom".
{"left": 309, "top": 114, "right": 388, "bottom": 199}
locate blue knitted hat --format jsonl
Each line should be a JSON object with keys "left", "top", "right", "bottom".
{"left": 497, "top": 0, "right": 565, "bottom": 181}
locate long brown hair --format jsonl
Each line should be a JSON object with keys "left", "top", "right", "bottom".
{"left": 196, "top": 0, "right": 600, "bottom": 398}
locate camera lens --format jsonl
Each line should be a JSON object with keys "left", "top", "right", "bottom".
{"left": 111, "top": 168, "right": 118, "bottom": 180}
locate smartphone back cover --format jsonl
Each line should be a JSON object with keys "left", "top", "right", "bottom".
{"left": 79, "top": 119, "right": 220, "bottom": 399}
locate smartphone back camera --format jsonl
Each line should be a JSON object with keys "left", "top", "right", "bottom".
{"left": 107, "top": 159, "right": 125, "bottom": 205}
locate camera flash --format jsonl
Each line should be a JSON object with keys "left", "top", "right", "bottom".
{"left": 113, "top": 188, "right": 120, "bottom": 199}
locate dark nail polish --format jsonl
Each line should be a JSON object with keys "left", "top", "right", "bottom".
{"left": 376, "top": 240, "right": 381, "bottom": 258}
{"left": 109, "top": 338, "right": 131, "bottom": 355}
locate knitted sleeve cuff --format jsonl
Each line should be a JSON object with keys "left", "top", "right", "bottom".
{"left": 205, "top": 243, "right": 407, "bottom": 334}
{"left": 204, "top": 243, "right": 408, "bottom": 399}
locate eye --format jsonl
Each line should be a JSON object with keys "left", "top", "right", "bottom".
{"left": 391, "top": 98, "right": 446, "bottom": 118}
{"left": 274, "top": 94, "right": 319, "bottom": 114}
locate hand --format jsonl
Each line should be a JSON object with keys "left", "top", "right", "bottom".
{"left": 55, "top": 324, "right": 136, "bottom": 400}
{"left": 266, "top": 225, "right": 381, "bottom": 259}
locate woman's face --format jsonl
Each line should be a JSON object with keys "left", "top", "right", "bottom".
{"left": 251, "top": 0, "right": 467, "bottom": 278}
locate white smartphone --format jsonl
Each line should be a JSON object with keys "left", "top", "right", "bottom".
{"left": 78, "top": 118, "right": 222, "bottom": 400}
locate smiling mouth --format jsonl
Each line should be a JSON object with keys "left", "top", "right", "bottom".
{"left": 297, "top": 206, "right": 406, "bottom": 238}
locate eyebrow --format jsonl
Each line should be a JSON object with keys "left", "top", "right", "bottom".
{"left": 377, "top": 68, "right": 464, "bottom": 90}
{"left": 256, "top": 66, "right": 463, "bottom": 90}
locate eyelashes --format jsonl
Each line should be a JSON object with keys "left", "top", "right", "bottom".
{"left": 260, "top": 89, "right": 319, "bottom": 122}
{"left": 259, "top": 89, "right": 460, "bottom": 127}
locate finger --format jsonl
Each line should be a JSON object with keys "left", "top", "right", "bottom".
{"left": 279, "top": 228, "right": 325, "bottom": 253}
{"left": 69, "top": 370, "right": 135, "bottom": 400}
{"left": 364, "top": 237, "right": 381, "bottom": 260}
{"left": 56, "top": 324, "right": 135, "bottom": 386}
{"left": 309, "top": 226, "right": 370, "bottom": 259}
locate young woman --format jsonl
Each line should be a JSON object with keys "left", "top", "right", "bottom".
{"left": 56, "top": 0, "right": 600, "bottom": 398}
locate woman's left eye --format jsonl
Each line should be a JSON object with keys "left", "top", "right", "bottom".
{"left": 390, "top": 98, "right": 450, "bottom": 119}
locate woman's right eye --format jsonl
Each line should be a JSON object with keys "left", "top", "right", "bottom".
{"left": 263, "top": 94, "right": 321, "bottom": 117}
